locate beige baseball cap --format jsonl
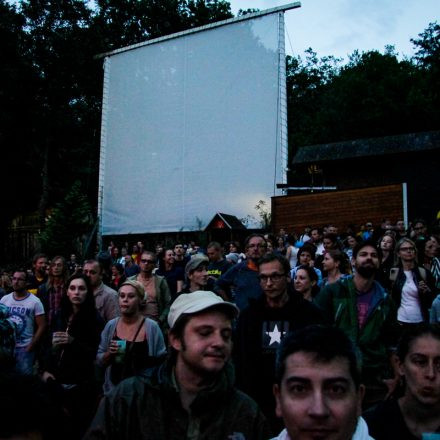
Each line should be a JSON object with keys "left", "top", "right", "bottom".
{"left": 168, "top": 290, "right": 239, "bottom": 329}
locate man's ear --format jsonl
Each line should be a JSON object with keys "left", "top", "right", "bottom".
{"left": 273, "top": 384, "right": 283, "bottom": 418}
{"left": 168, "top": 332, "right": 182, "bottom": 352}
{"left": 357, "top": 384, "right": 366, "bottom": 417}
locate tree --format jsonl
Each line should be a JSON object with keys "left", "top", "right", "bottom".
{"left": 38, "top": 181, "right": 93, "bottom": 257}
{"left": 287, "top": 23, "right": 440, "bottom": 163}
{"left": 0, "top": 0, "right": 234, "bottom": 262}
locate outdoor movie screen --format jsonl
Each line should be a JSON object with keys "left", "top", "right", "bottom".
{"left": 99, "top": 11, "right": 286, "bottom": 235}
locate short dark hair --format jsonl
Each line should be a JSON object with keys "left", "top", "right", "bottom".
{"left": 323, "top": 233, "right": 338, "bottom": 244}
{"left": 296, "top": 244, "right": 317, "bottom": 263}
{"left": 83, "top": 259, "right": 102, "bottom": 274}
{"left": 397, "top": 323, "right": 440, "bottom": 362}
{"left": 352, "top": 240, "right": 382, "bottom": 260}
{"left": 13, "top": 269, "right": 28, "bottom": 282}
{"left": 141, "top": 250, "right": 157, "bottom": 263}
{"left": 32, "top": 253, "right": 47, "bottom": 265}
{"left": 207, "top": 241, "right": 222, "bottom": 251}
{"left": 275, "top": 325, "right": 361, "bottom": 389}
{"left": 258, "top": 254, "right": 290, "bottom": 275}
{"left": 244, "top": 233, "right": 266, "bottom": 248}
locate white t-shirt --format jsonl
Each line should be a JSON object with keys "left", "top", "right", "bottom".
{"left": 0, "top": 292, "right": 45, "bottom": 347}
{"left": 397, "top": 270, "right": 423, "bottom": 323}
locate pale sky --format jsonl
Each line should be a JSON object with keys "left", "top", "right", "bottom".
{"left": 230, "top": 0, "right": 439, "bottom": 61}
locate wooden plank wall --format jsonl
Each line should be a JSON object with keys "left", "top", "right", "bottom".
{"left": 272, "top": 184, "right": 404, "bottom": 235}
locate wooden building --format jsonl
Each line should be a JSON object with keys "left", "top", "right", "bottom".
{"left": 272, "top": 131, "right": 440, "bottom": 233}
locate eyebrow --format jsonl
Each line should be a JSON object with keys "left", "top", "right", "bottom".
{"left": 285, "top": 376, "right": 351, "bottom": 386}
{"left": 193, "top": 324, "right": 232, "bottom": 332}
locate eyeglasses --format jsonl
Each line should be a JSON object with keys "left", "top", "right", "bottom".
{"left": 247, "top": 244, "right": 267, "bottom": 249}
{"left": 141, "top": 259, "right": 155, "bottom": 264}
{"left": 258, "top": 273, "right": 285, "bottom": 283}
{"left": 399, "top": 247, "right": 415, "bottom": 252}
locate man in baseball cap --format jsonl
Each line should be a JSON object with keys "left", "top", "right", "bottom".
{"left": 85, "top": 291, "right": 270, "bottom": 439}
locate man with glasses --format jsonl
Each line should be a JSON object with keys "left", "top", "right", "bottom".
{"left": 234, "top": 254, "right": 324, "bottom": 434}
{"left": 1, "top": 270, "right": 46, "bottom": 374}
{"left": 215, "top": 234, "right": 267, "bottom": 309}
{"left": 129, "top": 251, "right": 171, "bottom": 330}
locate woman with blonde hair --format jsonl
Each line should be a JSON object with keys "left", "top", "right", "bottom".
{"left": 97, "top": 279, "right": 166, "bottom": 395}
{"left": 390, "top": 238, "right": 437, "bottom": 328}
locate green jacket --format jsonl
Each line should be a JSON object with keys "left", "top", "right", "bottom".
{"left": 84, "top": 360, "right": 270, "bottom": 440}
{"left": 315, "top": 276, "right": 398, "bottom": 385}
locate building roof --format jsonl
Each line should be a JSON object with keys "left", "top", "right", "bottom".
{"left": 292, "top": 130, "right": 440, "bottom": 165}
{"left": 205, "top": 213, "right": 246, "bottom": 230}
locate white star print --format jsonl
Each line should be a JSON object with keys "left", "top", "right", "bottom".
{"left": 266, "top": 324, "right": 282, "bottom": 345}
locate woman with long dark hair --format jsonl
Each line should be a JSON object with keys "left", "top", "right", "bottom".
{"left": 376, "top": 234, "right": 396, "bottom": 290}
{"left": 156, "top": 249, "right": 184, "bottom": 298}
{"left": 365, "top": 324, "right": 440, "bottom": 439}
{"left": 41, "top": 273, "right": 104, "bottom": 437}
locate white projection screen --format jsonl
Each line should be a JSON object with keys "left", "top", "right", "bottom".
{"left": 98, "top": 5, "right": 295, "bottom": 236}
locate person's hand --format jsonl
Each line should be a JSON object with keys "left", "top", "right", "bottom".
{"left": 25, "top": 342, "right": 35, "bottom": 353}
{"left": 103, "top": 340, "right": 119, "bottom": 364}
{"left": 41, "top": 371, "right": 56, "bottom": 382}
{"left": 52, "top": 331, "right": 73, "bottom": 347}
{"left": 419, "top": 280, "right": 431, "bottom": 294}
{"left": 108, "top": 340, "right": 119, "bottom": 355}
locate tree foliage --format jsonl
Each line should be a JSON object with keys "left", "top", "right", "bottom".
{"left": 38, "top": 181, "right": 93, "bottom": 257}
{"left": 287, "top": 24, "right": 440, "bottom": 159}
{"left": 0, "top": 0, "right": 438, "bottom": 258}
{"left": 0, "top": 0, "right": 233, "bottom": 257}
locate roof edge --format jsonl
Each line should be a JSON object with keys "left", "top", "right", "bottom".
{"left": 95, "top": 2, "right": 301, "bottom": 59}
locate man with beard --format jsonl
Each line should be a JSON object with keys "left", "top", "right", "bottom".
{"left": 315, "top": 241, "right": 399, "bottom": 406}
{"left": 27, "top": 253, "right": 48, "bottom": 295}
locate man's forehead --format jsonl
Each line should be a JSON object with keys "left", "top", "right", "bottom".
{"left": 84, "top": 262, "right": 99, "bottom": 270}
{"left": 259, "top": 260, "right": 283, "bottom": 274}
{"left": 357, "top": 246, "right": 377, "bottom": 254}
{"left": 248, "top": 237, "right": 264, "bottom": 245}
{"left": 283, "top": 351, "right": 353, "bottom": 382}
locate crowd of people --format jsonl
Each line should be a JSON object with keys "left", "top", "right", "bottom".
{"left": 1, "top": 216, "right": 440, "bottom": 439}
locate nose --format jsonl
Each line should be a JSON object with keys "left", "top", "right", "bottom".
{"left": 425, "top": 361, "right": 437, "bottom": 380}
{"left": 211, "top": 331, "right": 226, "bottom": 348}
{"left": 307, "top": 391, "right": 330, "bottom": 418}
